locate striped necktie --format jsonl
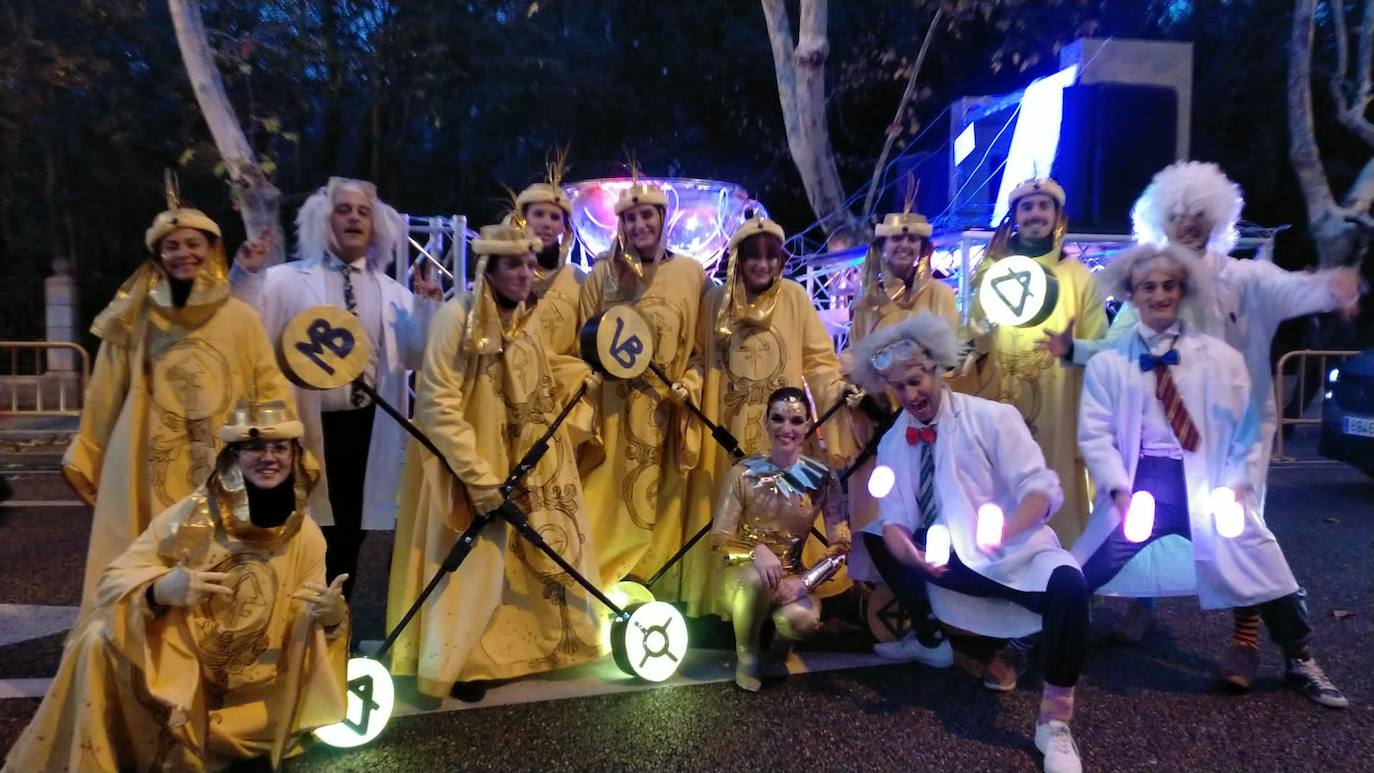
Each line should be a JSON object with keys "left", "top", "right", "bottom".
{"left": 1139, "top": 349, "right": 1199, "bottom": 452}
{"left": 337, "top": 261, "right": 369, "bottom": 408}
{"left": 907, "top": 423, "right": 939, "bottom": 528}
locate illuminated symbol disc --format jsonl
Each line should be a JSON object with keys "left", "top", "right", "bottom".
{"left": 580, "top": 306, "right": 656, "bottom": 381}
{"left": 862, "top": 584, "right": 912, "bottom": 643}
{"left": 611, "top": 601, "right": 689, "bottom": 682}
{"left": 976, "top": 255, "right": 1060, "bottom": 328}
{"left": 314, "top": 657, "right": 395, "bottom": 748}
{"left": 280, "top": 305, "right": 371, "bottom": 390}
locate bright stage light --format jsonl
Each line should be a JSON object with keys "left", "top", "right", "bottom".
{"left": 563, "top": 178, "right": 766, "bottom": 272}
{"left": 925, "top": 523, "right": 952, "bottom": 567}
{"left": 314, "top": 657, "right": 396, "bottom": 748}
{"left": 868, "top": 464, "right": 896, "bottom": 499}
{"left": 976, "top": 503, "right": 1005, "bottom": 551}
{"left": 1211, "top": 487, "right": 1245, "bottom": 539}
{"left": 990, "top": 64, "right": 1079, "bottom": 226}
{"left": 611, "top": 601, "right": 690, "bottom": 682}
{"left": 1124, "top": 490, "right": 1156, "bottom": 543}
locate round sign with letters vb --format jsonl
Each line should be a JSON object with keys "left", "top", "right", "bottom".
{"left": 280, "top": 306, "right": 370, "bottom": 390}
{"left": 976, "top": 254, "right": 1061, "bottom": 329}
{"left": 579, "top": 305, "right": 656, "bottom": 381}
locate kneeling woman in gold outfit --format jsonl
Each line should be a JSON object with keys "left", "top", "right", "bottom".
{"left": 711, "top": 387, "right": 851, "bottom": 691}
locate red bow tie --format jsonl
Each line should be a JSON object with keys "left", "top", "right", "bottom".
{"left": 906, "top": 425, "right": 936, "bottom": 445}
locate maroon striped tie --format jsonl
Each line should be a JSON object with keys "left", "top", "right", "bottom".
{"left": 1153, "top": 362, "right": 1200, "bottom": 452}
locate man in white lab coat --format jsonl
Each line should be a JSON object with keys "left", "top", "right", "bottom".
{"left": 232, "top": 177, "right": 441, "bottom": 597}
{"left": 851, "top": 314, "right": 1090, "bottom": 773}
{"left": 1075, "top": 243, "right": 1347, "bottom": 709}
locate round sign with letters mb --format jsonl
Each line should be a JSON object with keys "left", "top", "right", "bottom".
{"left": 976, "top": 254, "right": 1060, "bottom": 328}
{"left": 280, "top": 305, "right": 371, "bottom": 390}
{"left": 579, "top": 305, "right": 656, "bottom": 381}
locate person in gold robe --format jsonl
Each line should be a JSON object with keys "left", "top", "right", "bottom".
{"left": 675, "top": 213, "right": 857, "bottom": 615}
{"left": 577, "top": 177, "right": 707, "bottom": 586}
{"left": 386, "top": 223, "right": 603, "bottom": 701}
{"left": 4, "top": 402, "right": 349, "bottom": 773}
{"left": 843, "top": 204, "right": 967, "bottom": 587}
{"left": 515, "top": 152, "right": 584, "bottom": 358}
{"left": 966, "top": 177, "right": 1106, "bottom": 691}
{"left": 66, "top": 196, "right": 296, "bottom": 615}
{"left": 712, "top": 387, "right": 851, "bottom": 691}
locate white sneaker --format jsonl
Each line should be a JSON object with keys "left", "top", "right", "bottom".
{"left": 872, "top": 631, "right": 954, "bottom": 668}
{"left": 1035, "top": 720, "right": 1083, "bottom": 773}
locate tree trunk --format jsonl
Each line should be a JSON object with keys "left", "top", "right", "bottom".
{"left": 1288, "top": 0, "right": 1374, "bottom": 267}
{"left": 761, "top": 0, "right": 859, "bottom": 244}
{"left": 167, "top": 0, "right": 285, "bottom": 263}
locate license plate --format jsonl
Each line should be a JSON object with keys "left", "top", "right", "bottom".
{"left": 1345, "top": 416, "right": 1374, "bottom": 438}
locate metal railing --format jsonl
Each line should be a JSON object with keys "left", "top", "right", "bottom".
{"left": 1273, "top": 348, "right": 1357, "bottom": 461}
{"left": 0, "top": 341, "right": 90, "bottom": 416}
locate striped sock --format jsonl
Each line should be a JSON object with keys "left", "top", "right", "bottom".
{"left": 1231, "top": 609, "right": 1260, "bottom": 650}
{"left": 1038, "top": 683, "right": 1075, "bottom": 724}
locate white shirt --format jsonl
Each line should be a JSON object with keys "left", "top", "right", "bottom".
{"left": 320, "top": 254, "right": 382, "bottom": 412}
{"left": 1137, "top": 320, "right": 1185, "bottom": 460}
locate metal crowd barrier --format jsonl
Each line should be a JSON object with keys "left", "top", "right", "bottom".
{"left": 1272, "top": 348, "right": 1357, "bottom": 461}
{"left": 0, "top": 341, "right": 90, "bottom": 416}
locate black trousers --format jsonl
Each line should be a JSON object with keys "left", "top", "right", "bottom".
{"left": 1080, "top": 455, "right": 1312, "bottom": 657}
{"left": 864, "top": 532, "right": 1089, "bottom": 688}
{"left": 320, "top": 404, "right": 375, "bottom": 600}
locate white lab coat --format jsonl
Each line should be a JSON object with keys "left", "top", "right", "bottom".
{"left": 1073, "top": 323, "right": 1298, "bottom": 609}
{"left": 873, "top": 390, "right": 1074, "bottom": 638}
{"left": 232, "top": 257, "right": 437, "bottom": 529}
{"left": 1074, "top": 250, "right": 1351, "bottom": 495}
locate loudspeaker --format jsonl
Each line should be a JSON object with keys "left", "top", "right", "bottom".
{"left": 1053, "top": 83, "right": 1177, "bottom": 231}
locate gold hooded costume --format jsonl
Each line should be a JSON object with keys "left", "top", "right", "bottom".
{"left": 576, "top": 179, "right": 708, "bottom": 586}
{"left": 65, "top": 201, "right": 296, "bottom": 615}
{"left": 968, "top": 178, "right": 1106, "bottom": 544}
{"left": 386, "top": 224, "right": 604, "bottom": 697}
{"left": 673, "top": 214, "right": 855, "bottom": 615}
{"left": 517, "top": 153, "right": 585, "bottom": 357}
{"left": 5, "top": 404, "right": 348, "bottom": 773}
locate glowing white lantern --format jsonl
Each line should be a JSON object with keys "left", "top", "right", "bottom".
{"left": 868, "top": 464, "right": 897, "bottom": 499}
{"left": 1211, "top": 487, "right": 1245, "bottom": 539}
{"left": 610, "top": 601, "right": 690, "bottom": 682}
{"left": 976, "top": 503, "right": 1005, "bottom": 550}
{"left": 1124, "top": 491, "right": 1156, "bottom": 544}
{"left": 924, "top": 523, "right": 952, "bottom": 567}
{"left": 976, "top": 254, "right": 1060, "bottom": 328}
{"left": 314, "top": 657, "right": 396, "bottom": 748}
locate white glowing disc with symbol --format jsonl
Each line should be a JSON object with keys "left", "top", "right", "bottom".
{"left": 280, "top": 305, "right": 371, "bottom": 390}
{"left": 976, "top": 254, "right": 1060, "bottom": 328}
{"left": 313, "top": 657, "right": 395, "bottom": 748}
{"left": 580, "top": 306, "right": 656, "bottom": 381}
{"left": 610, "top": 601, "right": 689, "bottom": 682}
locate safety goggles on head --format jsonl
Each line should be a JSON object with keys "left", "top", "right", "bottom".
{"left": 870, "top": 338, "right": 932, "bottom": 372}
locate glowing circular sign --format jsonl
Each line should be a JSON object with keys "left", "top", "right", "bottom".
{"left": 579, "top": 307, "right": 656, "bottom": 381}
{"left": 313, "top": 657, "right": 395, "bottom": 748}
{"left": 280, "top": 305, "right": 371, "bottom": 390}
{"left": 976, "top": 255, "right": 1060, "bottom": 328}
{"left": 610, "top": 601, "right": 689, "bottom": 682}
{"left": 563, "top": 178, "right": 767, "bottom": 271}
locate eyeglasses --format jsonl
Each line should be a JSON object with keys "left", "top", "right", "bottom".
{"left": 240, "top": 440, "right": 294, "bottom": 459}
{"left": 870, "top": 338, "right": 933, "bottom": 372}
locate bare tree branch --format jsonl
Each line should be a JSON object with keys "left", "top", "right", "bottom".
{"left": 1328, "top": 0, "right": 1374, "bottom": 146}
{"left": 1289, "top": 0, "right": 1338, "bottom": 219}
{"left": 1344, "top": 155, "right": 1374, "bottom": 212}
{"left": 860, "top": 3, "right": 945, "bottom": 220}
{"left": 1329, "top": 0, "right": 1351, "bottom": 108}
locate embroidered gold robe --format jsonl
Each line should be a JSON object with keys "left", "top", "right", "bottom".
{"left": 65, "top": 262, "right": 295, "bottom": 615}
{"left": 577, "top": 253, "right": 706, "bottom": 586}
{"left": 386, "top": 291, "right": 603, "bottom": 696}
{"left": 3, "top": 477, "right": 347, "bottom": 773}
{"left": 533, "top": 263, "right": 585, "bottom": 358}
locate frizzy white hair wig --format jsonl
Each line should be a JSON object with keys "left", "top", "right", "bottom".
{"left": 1131, "top": 161, "right": 1244, "bottom": 255}
{"left": 849, "top": 312, "right": 960, "bottom": 393}
{"left": 295, "top": 177, "right": 408, "bottom": 271}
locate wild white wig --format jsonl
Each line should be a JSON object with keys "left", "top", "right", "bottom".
{"left": 295, "top": 177, "right": 409, "bottom": 271}
{"left": 1131, "top": 161, "right": 1244, "bottom": 255}
{"left": 849, "top": 312, "right": 960, "bottom": 393}
{"left": 1098, "top": 242, "right": 1216, "bottom": 325}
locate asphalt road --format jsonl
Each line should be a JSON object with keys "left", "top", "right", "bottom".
{"left": 2, "top": 448, "right": 1371, "bottom": 772}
